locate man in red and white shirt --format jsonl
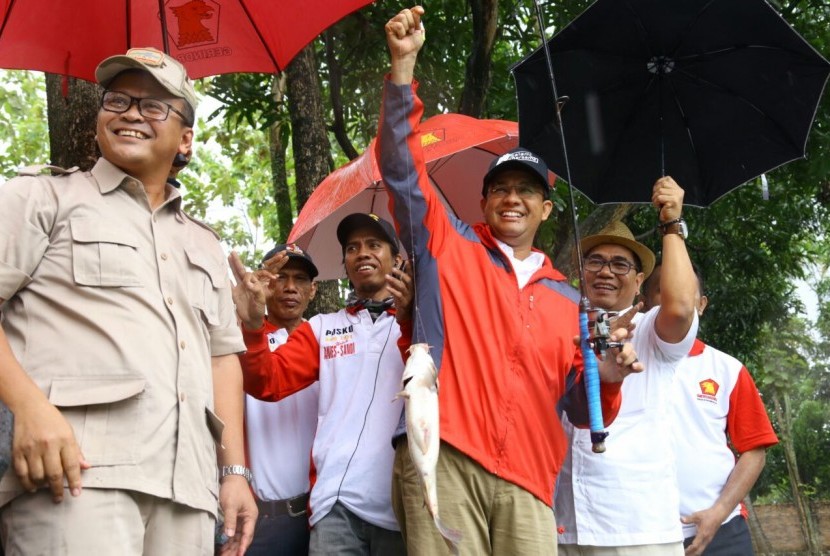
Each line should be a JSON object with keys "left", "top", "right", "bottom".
{"left": 644, "top": 263, "right": 778, "bottom": 555}
{"left": 242, "top": 244, "right": 320, "bottom": 556}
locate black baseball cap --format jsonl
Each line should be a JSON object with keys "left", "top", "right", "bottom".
{"left": 336, "top": 213, "right": 400, "bottom": 256}
{"left": 482, "top": 148, "right": 552, "bottom": 197}
{"left": 261, "top": 243, "right": 319, "bottom": 279}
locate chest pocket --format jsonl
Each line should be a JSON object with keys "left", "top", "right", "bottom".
{"left": 185, "top": 246, "right": 225, "bottom": 326}
{"left": 70, "top": 216, "right": 141, "bottom": 287}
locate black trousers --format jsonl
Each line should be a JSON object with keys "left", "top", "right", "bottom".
{"left": 684, "top": 515, "right": 754, "bottom": 555}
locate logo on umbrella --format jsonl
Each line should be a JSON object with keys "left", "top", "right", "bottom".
{"left": 168, "top": 0, "right": 220, "bottom": 49}
{"left": 421, "top": 129, "right": 445, "bottom": 148}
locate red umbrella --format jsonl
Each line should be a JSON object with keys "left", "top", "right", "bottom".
{"left": 0, "top": 0, "right": 373, "bottom": 80}
{"left": 287, "top": 113, "right": 530, "bottom": 280}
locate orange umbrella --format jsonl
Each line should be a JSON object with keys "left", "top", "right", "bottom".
{"left": 0, "top": 0, "right": 373, "bottom": 80}
{"left": 287, "top": 113, "right": 527, "bottom": 280}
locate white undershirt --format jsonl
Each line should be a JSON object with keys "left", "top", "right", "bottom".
{"left": 495, "top": 238, "right": 544, "bottom": 289}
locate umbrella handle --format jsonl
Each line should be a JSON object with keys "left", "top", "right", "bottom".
{"left": 579, "top": 310, "right": 608, "bottom": 453}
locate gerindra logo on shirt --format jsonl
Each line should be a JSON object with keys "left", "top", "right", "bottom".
{"left": 697, "top": 378, "right": 720, "bottom": 403}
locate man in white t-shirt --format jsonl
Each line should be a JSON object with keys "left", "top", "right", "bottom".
{"left": 231, "top": 213, "right": 412, "bottom": 555}
{"left": 242, "top": 244, "right": 320, "bottom": 556}
{"left": 556, "top": 177, "right": 699, "bottom": 555}
{"left": 643, "top": 263, "right": 778, "bottom": 556}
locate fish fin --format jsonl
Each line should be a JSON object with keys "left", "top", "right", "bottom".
{"left": 413, "top": 426, "right": 430, "bottom": 455}
{"left": 393, "top": 389, "right": 410, "bottom": 402}
{"left": 434, "top": 516, "right": 463, "bottom": 556}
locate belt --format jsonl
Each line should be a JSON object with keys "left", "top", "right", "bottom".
{"left": 256, "top": 493, "right": 309, "bottom": 518}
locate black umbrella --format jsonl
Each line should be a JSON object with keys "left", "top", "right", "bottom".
{"left": 511, "top": 0, "right": 830, "bottom": 207}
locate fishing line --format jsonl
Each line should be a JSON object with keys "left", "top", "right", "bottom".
{"left": 334, "top": 311, "right": 396, "bottom": 500}
{"left": 530, "top": 0, "right": 608, "bottom": 451}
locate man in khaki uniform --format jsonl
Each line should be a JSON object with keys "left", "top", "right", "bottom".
{"left": 0, "top": 47, "right": 256, "bottom": 555}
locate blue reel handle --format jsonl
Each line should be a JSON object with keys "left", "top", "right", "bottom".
{"left": 579, "top": 311, "right": 608, "bottom": 453}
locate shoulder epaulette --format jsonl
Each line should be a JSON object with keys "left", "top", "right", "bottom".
{"left": 183, "top": 212, "right": 221, "bottom": 240}
{"left": 16, "top": 164, "right": 80, "bottom": 177}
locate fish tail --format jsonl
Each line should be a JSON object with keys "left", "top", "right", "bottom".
{"left": 433, "top": 516, "right": 462, "bottom": 556}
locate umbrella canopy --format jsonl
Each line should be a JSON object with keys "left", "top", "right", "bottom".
{"left": 287, "top": 113, "right": 522, "bottom": 280}
{"left": 512, "top": 0, "right": 830, "bottom": 207}
{"left": 0, "top": 0, "right": 373, "bottom": 80}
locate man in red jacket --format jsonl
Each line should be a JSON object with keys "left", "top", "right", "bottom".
{"left": 381, "top": 6, "right": 643, "bottom": 554}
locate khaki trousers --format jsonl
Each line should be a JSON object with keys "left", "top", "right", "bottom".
{"left": 392, "top": 440, "right": 557, "bottom": 556}
{"left": 0, "top": 488, "right": 213, "bottom": 556}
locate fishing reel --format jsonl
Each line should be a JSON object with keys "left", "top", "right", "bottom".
{"left": 585, "top": 306, "right": 625, "bottom": 359}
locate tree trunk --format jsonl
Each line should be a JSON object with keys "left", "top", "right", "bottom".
{"left": 745, "top": 496, "right": 774, "bottom": 555}
{"left": 552, "top": 203, "right": 633, "bottom": 278}
{"left": 45, "top": 75, "right": 100, "bottom": 171}
{"left": 268, "top": 74, "right": 294, "bottom": 243}
{"left": 458, "top": 0, "right": 499, "bottom": 117}
{"left": 324, "top": 30, "right": 359, "bottom": 160}
{"left": 286, "top": 44, "right": 341, "bottom": 316}
{"left": 771, "top": 390, "right": 822, "bottom": 554}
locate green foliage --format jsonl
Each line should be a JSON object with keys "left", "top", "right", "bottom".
{"left": 751, "top": 314, "right": 830, "bottom": 503}
{"left": 0, "top": 70, "right": 49, "bottom": 178}
{"left": 179, "top": 79, "right": 280, "bottom": 264}
{"left": 206, "top": 73, "right": 283, "bottom": 131}
{"left": 792, "top": 400, "right": 830, "bottom": 493}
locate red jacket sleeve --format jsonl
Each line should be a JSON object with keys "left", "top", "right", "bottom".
{"left": 239, "top": 321, "right": 321, "bottom": 401}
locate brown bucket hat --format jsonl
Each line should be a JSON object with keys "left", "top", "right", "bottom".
{"left": 580, "top": 220, "right": 656, "bottom": 279}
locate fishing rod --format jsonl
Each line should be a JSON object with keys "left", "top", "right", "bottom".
{"left": 530, "top": 0, "right": 618, "bottom": 453}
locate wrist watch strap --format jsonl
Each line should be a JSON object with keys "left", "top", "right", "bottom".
{"left": 658, "top": 217, "right": 683, "bottom": 229}
{"left": 658, "top": 218, "right": 687, "bottom": 238}
{"left": 220, "top": 465, "right": 253, "bottom": 483}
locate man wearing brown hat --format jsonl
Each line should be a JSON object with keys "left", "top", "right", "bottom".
{"left": 230, "top": 213, "right": 412, "bottom": 555}
{"left": 555, "top": 177, "right": 700, "bottom": 555}
{"left": 380, "top": 7, "right": 643, "bottom": 554}
{"left": 0, "top": 47, "right": 255, "bottom": 554}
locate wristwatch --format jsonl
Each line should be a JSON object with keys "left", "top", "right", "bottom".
{"left": 220, "top": 465, "right": 253, "bottom": 483}
{"left": 658, "top": 218, "right": 688, "bottom": 239}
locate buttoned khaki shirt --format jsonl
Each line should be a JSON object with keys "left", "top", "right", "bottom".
{"left": 0, "top": 158, "right": 244, "bottom": 515}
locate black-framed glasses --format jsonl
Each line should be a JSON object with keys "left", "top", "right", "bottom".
{"left": 583, "top": 256, "right": 639, "bottom": 275}
{"left": 486, "top": 183, "right": 544, "bottom": 199}
{"left": 101, "top": 90, "right": 189, "bottom": 123}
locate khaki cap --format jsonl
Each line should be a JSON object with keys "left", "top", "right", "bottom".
{"left": 580, "top": 220, "right": 656, "bottom": 279}
{"left": 95, "top": 47, "right": 198, "bottom": 114}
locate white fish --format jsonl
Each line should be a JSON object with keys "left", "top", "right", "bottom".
{"left": 396, "top": 343, "right": 462, "bottom": 555}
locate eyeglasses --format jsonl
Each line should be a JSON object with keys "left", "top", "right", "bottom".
{"left": 486, "top": 183, "right": 544, "bottom": 199}
{"left": 101, "top": 90, "right": 190, "bottom": 124}
{"left": 583, "top": 256, "right": 639, "bottom": 275}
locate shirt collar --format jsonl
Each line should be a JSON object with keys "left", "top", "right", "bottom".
{"left": 688, "top": 338, "right": 706, "bottom": 356}
{"left": 91, "top": 158, "right": 183, "bottom": 213}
